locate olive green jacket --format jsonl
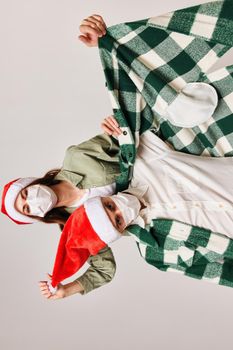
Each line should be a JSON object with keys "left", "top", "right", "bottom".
{"left": 55, "top": 133, "right": 120, "bottom": 295}
{"left": 55, "top": 133, "right": 120, "bottom": 190}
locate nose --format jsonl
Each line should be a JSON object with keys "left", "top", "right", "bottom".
{"left": 115, "top": 205, "right": 122, "bottom": 216}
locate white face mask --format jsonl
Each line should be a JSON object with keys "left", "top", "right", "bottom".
{"left": 26, "top": 185, "right": 57, "bottom": 217}
{"left": 110, "top": 192, "right": 141, "bottom": 227}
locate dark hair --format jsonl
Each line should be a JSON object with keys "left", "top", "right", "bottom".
{"left": 25, "top": 169, "right": 70, "bottom": 230}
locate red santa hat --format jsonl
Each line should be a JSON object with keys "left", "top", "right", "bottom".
{"left": 49, "top": 196, "right": 121, "bottom": 291}
{"left": 1, "top": 177, "right": 37, "bottom": 224}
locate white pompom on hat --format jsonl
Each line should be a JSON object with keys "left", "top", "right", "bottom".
{"left": 1, "top": 177, "right": 37, "bottom": 224}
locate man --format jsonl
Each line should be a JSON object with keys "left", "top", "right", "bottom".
{"left": 99, "top": 130, "right": 233, "bottom": 289}
{"left": 103, "top": 130, "right": 233, "bottom": 239}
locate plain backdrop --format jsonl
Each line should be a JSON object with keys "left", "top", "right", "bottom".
{"left": 1, "top": 1, "right": 233, "bottom": 350}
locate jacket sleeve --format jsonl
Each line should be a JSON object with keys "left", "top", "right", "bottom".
{"left": 73, "top": 246, "right": 116, "bottom": 295}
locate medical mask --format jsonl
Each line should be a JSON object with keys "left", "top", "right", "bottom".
{"left": 26, "top": 185, "right": 57, "bottom": 217}
{"left": 111, "top": 192, "right": 141, "bottom": 227}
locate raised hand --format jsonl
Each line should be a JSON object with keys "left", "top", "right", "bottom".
{"left": 79, "top": 14, "right": 107, "bottom": 47}
{"left": 38, "top": 273, "right": 66, "bottom": 300}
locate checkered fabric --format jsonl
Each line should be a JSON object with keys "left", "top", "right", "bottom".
{"left": 98, "top": 1, "right": 233, "bottom": 287}
{"left": 127, "top": 220, "right": 233, "bottom": 288}
{"left": 98, "top": 0, "right": 233, "bottom": 190}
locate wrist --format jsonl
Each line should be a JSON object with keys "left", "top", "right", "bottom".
{"left": 63, "top": 281, "right": 84, "bottom": 297}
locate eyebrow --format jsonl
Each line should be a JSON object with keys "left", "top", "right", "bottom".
{"left": 21, "top": 191, "right": 27, "bottom": 213}
{"left": 21, "top": 190, "right": 25, "bottom": 200}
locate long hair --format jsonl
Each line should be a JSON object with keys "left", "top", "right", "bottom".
{"left": 26, "top": 169, "right": 70, "bottom": 230}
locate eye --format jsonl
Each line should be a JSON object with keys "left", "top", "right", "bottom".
{"left": 105, "top": 202, "right": 115, "bottom": 211}
{"left": 23, "top": 204, "right": 30, "bottom": 215}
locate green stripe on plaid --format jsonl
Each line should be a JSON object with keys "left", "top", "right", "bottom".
{"left": 128, "top": 219, "right": 233, "bottom": 288}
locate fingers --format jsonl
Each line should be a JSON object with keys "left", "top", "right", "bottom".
{"left": 78, "top": 35, "right": 95, "bottom": 48}
{"left": 79, "top": 25, "right": 100, "bottom": 37}
{"left": 78, "top": 26, "right": 99, "bottom": 47}
{"left": 39, "top": 286, "right": 52, "bottom": 298}
{"left": 101, "top": 115, "right": 122, "bottom": 136}
{"left": 81, "top": 14, "right": 106, "bottom": 34}
{"left": 79, "top": 19, "right": 106, "bottom": 36}
{"left": 78, "top": 14, "right": 107, "bottom": 47}
{"left": 38, "top": 281, "right": 57, "bottom": 300}
{"left": 101, "top": 124, "right": 116, "bottom": 136}
{"left": 92, "top": 14, "right": 107, "bottom": 29}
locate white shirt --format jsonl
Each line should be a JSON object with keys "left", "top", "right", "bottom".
{"left": 128, "top": 130, "right": 233, "bottom": 238}
{"left": 69, "top": 183, "right": 116, "bottom": 208}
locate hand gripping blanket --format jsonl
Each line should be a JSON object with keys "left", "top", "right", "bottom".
{"left": 98, "top": 0, "right": 233, "bottom": 288}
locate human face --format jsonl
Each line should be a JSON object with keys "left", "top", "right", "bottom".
{"left": 14, "top": 187, "right": 30, "bottom": 215}
{"left": 15, "top": 185, "right": 57, "bottom": 217}
{"left": 101, "top": 197, "right": 126, "bottom": 233}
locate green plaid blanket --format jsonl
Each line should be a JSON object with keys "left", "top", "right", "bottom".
{"left": 98, "top": 1, "right": 233, "bottom": 288}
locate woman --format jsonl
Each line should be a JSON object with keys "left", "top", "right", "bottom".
{"left": 1, "top": 15, "right": 126, "bottom": 299}
{"left": 1, "top": 126, "right": 124, "bottom": 298}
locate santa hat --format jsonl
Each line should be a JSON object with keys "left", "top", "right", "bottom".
{"left": 49, "top": 197, "right": 121, "bottom": 291}
{"left": 1, "top": 177, "right": 37, "bottom": 224}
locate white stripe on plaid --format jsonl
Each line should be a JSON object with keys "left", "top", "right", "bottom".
{"left": 202, "top": 276, "right": 221, "bottom": 284}
{"left": 109, "top": 90, "right": 119, "bottom": 109}
{"left": 207, "top": 67, "right": 229, "bottom": 82}
{"left": 223, "top": 92, "right": 233, "bottom": 110}
{"left": 118, "top": 127, "right": 134, "bottom": 145}
{"left": 213, "top": 136, "right": 233, "bottom": 155}
{"left": 198, "top": 116, "right": 215, "bottom": 134}
{"left": 191, "top": 14, "right": 218, "bottom": 39}
{"left": 168, "top": 76, "right": 187, "bottom": 92}
{"left": 169, "top": 221, "right": 192, "bottom": 241}
{"left": 164, "top": 246, "right": 194, "bottom": 265}
{"left": 169, "top": 31, "right": 195, "bottom": 50}
{"left": 138, "top": 49, "right": 166, "bottom": 70}
{"left": 118, "top": 31, "right": 138, "bottom": 45}
{"left": 152, "top": 95, "right": 169, "bottom": 117}
{"left": 173, "top": 129, "right": 197, "bottom": 148}
{"left": 197, "top": 49, "right": 218, "bottom": 72}
{"left": 148, "top": 13, "right": 174, "bottom": 28}
{"left": 128, "top": 70, "right": 144, "bottom": 92}
{"left": 205, "top": 232, "right": 230, "bottom": 254}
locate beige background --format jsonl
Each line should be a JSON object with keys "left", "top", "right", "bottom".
{"left": 1, "top": 1, "right": 233, "bottom": 349}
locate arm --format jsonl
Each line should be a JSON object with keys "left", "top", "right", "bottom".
{"left": 74, "top": 246, "right": 116, "bottom": 295}
{"left": 38, "top": 246, "right": 116, "bottom": 300}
